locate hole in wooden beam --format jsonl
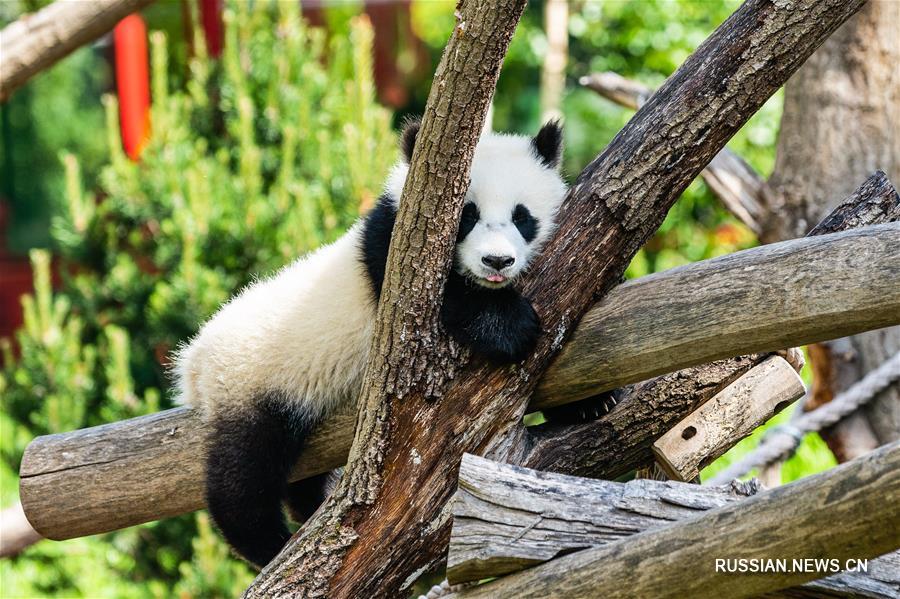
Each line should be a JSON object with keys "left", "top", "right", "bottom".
{"left": 681, "top": 426, "right": 697, "bottom": 440}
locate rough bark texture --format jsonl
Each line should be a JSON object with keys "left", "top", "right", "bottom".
{"left": 246, "top": 1, "right": 527, "bottom": 596}
{"left": 447, "top": 454, "right": 761, "bottom": 584}
{"left": 0, "top": 0, "right": 155, "bottom": 102}
{"left": 579, "top": 71, "right": 773, "bottom": 235}
{"left": 766, "top": 0, "right": 900, "bottom": 456}
{"left": 20, "top": 177, "right": 897, "bottom": 542}
{"left": 449, "top": 441, "right": 900, "bottom": 599}
{"left": 651, "top": 356, "right": 804, "bottom": 481}
{"left": 448, "top": 456, "right": 900, "bottom": 599}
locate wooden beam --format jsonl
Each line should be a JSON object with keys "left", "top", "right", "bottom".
{"left": 447, "top": 454, "right": 761, "bottom": 585}
{"left": 0, "top": 0, "right": 155, "bottom": 102}
{"left": 449, "top": 441, "right": 900, "bottom": 599}
{"left": 19, "top": 224, "right": 900, "bottom": 540}
{"left": 535, "top": 222, "right": 900, "bottom": 407}
{"left": 580, "top": 71, "right": 772, "bottom": 237}
{"left": 448, "top": 454, "right": 900, "bottom": 598}
{"left": 651, "top": 356, "right": 805, "bottom": 481}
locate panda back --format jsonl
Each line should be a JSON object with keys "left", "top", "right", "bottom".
{"left": 173, "top": 225, "right": 375, "bottom": 420}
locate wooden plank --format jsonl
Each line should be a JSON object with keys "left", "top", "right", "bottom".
{"left": 651, "top": 356, "right": 805, "bottom": 481}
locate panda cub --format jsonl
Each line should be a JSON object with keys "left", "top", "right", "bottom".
{"left": 172, "top": 120, "right": 567, "bottom": 568}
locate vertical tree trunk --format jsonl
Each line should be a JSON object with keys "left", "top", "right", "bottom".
{"left": 539, "top": 0, "right": 568, "bottom": 121}
{"left": 767, "top": 0, "right": 900, "bottom": 457}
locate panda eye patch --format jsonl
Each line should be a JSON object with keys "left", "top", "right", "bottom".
{"left": 457, "top": 202, "right": 480, "bottom": 241}
{"left": 512, "top": 204, "right": 538, "bottom": 242}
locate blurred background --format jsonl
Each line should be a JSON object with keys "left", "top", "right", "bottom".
{"left": 0, "top": 0, "right": 838, "bottom": 596}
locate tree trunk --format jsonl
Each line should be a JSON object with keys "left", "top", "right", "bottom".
{"left": 767, "top": 0, "right": 900, "bottom": 457}
{"left": 247, "top": 1, "right": 527, "bottom": 596}
{"left": 246, "top": 2, "right": 865, "bottom": 596}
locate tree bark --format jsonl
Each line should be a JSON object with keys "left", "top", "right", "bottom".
{"left": 767, "top": 0, "right": 900, "bottom": 457}
{"left": 20, "top": 177, "right": 898, "bottom": 542}
{"left": 247, "top": 1, "right": 527, "bottom": 596}
{"left": 579, "top": 71, "right": 773, "bottom": 235}
{"left": 449, "top": 441, "right": 900, "bottom": 599}
{"left": 0, "top": 0, "right": 155, "bottom": 102}
{"left": 448, "top": 455, "right": 900, "bottom": 599}
{"left": 248, "top": 2, "right": 866, "bottom": 595}
{"left": 447, "top": 453, "right": 762, "bottom": 585}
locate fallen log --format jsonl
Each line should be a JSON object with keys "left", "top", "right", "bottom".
{"left": 0, "top": 0, "right": 155, "bottom": 102}
{"left": 20, "top": 223, "right": 900, "bottom": 540}
{"left": 448, "top": 441, "right": 900, "bottom": 599}
{"left": 448, "top": 454, "right": 900, "bottom": 599}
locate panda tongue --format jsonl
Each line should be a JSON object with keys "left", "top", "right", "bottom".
{"left": 486, "top": 274, "right": 506, "bottom": 283}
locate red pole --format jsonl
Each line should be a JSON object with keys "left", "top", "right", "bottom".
{"left": 199, "top": 0, "right": 223, "bottom": 58}
{"left": 113, "top": 14, "right": 151, "bottom": 161}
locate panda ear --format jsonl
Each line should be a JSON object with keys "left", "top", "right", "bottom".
{"left": 531, "top": 120, "right": 563, "bottom": 169}
{"left": 400, "top": 117, "right": 422, "bottom": 163}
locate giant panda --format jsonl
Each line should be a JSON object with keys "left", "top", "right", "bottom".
{"left": 172, "top": 119, "right": 569, "bottom": 568}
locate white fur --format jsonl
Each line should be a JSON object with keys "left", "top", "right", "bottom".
{"left": 173, "top": 131, "right": 566, "bottom": 420}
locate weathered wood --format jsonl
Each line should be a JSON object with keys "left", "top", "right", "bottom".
{"left": 765, "top": 552, "right": 900, "bottom": 599}
{"left": 0, "top": 0, "right": 155, "bottom": 102}
{"left": 446, "top": 454, "right": 762, "bottom": 585}
{"left": 651, "top": 357, "right": 805, "bottom": 481}
{"left": 447, "top": 456, "right": 900, "bottom": 599}
{"left": 20, "top": 224, "right": 900, "bottom": 540}
{"left": 580, "top": 71, "right": 772, "bottom": 236}
{"left": 516, "top": 172, "right": 897, "bottom": 482}
{"left": 535, "top": 222, "right": 900, "bottom": 407}
{"left": 450, "top": 441, "right": 900, "bottom": 599}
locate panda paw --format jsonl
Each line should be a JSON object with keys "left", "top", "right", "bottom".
{"left": 542, "top": 389, "right": 622, "bottom": 425}
{"left": 463, "top": 295, "right": 540, "bottom": 364}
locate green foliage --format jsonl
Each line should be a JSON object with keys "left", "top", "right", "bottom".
{"left": 1, "top": 1, "right": 394, "bottom": 595}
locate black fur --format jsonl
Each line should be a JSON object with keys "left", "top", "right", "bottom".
{"left": 512, "top": 204, "right": 538, "bottom": 243}
{"left": 205, "top": 395, "right": 326, "bottom": 569}
{"left": 359, "top": 194, "right": 397, "bottom": 300}
{"left": 400, "top": 117, "right": 421, "bottom": 163}
{"left": 542, "top": 388, "right": 624, "bottom": 424}
{"left": 531, "top": 120, "right": 563, "bottom": 168}
{"left": 360, "top": 197, "right": 540, "bottom": 363}
{"left": 441, "top": 272, "right": 540, "bottom": 362}
{"left": 458, "top": 202, "right": 479, "bottom": 242}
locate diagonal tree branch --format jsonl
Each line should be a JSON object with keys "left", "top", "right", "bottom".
{"left": 579, "top": 70, "right": 774, "bottom": 237}
{"left": 0, "top": 0, "right": 155, "bottom": 102}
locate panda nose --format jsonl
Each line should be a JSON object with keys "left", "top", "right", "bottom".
{"left": 482, "top": 255, "right": 515, "bottom": 271}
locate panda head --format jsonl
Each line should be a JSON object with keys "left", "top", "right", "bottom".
{"left": 388, "top": 119, "right": 566, "bottom": 289}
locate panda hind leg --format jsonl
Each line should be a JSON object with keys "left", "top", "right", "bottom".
{"left": 204, "top": 394, "right": 315, "bottom": 570}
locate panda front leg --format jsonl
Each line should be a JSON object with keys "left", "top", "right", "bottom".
{"left": 204, "top": 395, "right": 316, "bottom": 569}
{"left": 442, "top": 288, "right": 541, "bottom": 364}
